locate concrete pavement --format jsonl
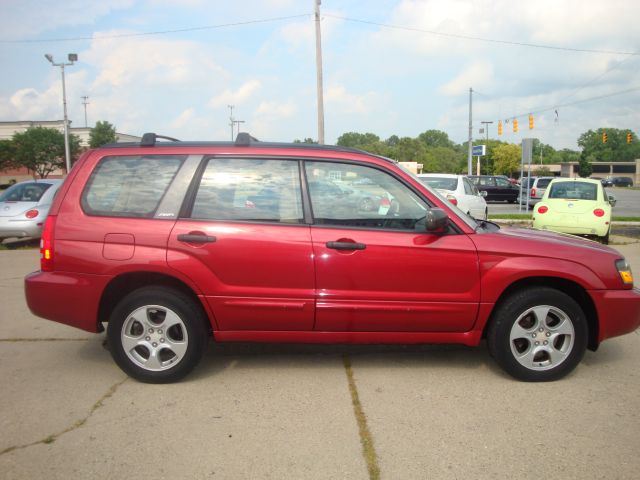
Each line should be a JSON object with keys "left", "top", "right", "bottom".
{"left": 1, "top": 238, "right": 639, "bottom": 479}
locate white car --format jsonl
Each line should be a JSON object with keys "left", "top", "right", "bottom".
{"left": 417, "top": 174, "right": 488, "bottom": 220}
{"left": 0, "top": 179, "right": 63, "bottom": 243}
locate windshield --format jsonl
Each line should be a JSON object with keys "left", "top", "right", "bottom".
{"left": 0, "top": 182, "right": 52, "bottom": 203}
{"left": 548, "top": 181, "right": 598, "bottom": 200}
{"left": 395, "top": 163, "right": 479, "bottom": 229}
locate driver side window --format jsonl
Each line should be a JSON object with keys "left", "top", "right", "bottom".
{"left": 305, "top": 161, "right": 428, "bottom": 230}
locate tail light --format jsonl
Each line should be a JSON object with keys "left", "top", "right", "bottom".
{"left": 40, "top": 215, "right": 56, "bottom": 272}
{"left": 537, "top": 206, "right": 548, "bottom": 214}
{"left": 593, "top": 209, "right": 605, "bottom": 217}
{"left": 379, "top": 197, "right": 391, "bottom": 208}
{"left": 531, "top": 188, "right": 537, "bottom": 198}
{"left": 25, "top": 209, "right": 39, "bottom": 219}
{"left": 446, "top": 194, "right": 458, "bottom": 206}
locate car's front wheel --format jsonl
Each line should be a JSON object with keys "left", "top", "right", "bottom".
{"left": 107, "top": 287, "right": 209, "bottom": 383}
{"left": 487, "top": 287, "right": 588, "bottom": 381}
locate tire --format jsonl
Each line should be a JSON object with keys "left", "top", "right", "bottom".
{"left": 600, "top": 228, "right": 610, "bottom": 245}
{"left": 359, "top": 197, "right": 374, "bottom": 212}
{"left": 487, "top": 287, "right": 588, "bottom": 381}
{"left": 107, "top": 287, "right": 209, "bottom": 383}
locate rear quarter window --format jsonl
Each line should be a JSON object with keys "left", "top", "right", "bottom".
{"left": 81, "top": 155, "right": 185, "bottom": 217}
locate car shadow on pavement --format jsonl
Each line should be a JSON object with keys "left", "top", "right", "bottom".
{"left": 190, "top": 341, "right": 500, "bottom": 382}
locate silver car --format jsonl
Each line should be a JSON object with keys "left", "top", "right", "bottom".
{"left": 0, "top": 179, "right": 63, "bottom": 242}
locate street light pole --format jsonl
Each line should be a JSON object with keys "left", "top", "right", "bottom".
{"left": 480, "top": 120, "right": 493, "bottom": 175}
{"left": 45, "top": 53, "right": 77, "bottom": 174}
{"left": 314, "top": 0, "right": 325, "bottom": 144}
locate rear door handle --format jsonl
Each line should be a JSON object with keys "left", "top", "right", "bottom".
{"left": 326, "top": 241, "right": 366, "bottom": 251}
{"left": 177, "top": 233, "right": 217, "bottom": 244}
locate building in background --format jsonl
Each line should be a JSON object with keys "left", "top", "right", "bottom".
{"left": 0, "top": 120, "right": 141, "bottom": 181}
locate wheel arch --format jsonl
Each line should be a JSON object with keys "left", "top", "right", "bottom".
{"left": 481, "top": 276, "right": 599, "bottom": 351}
{"left": 97, "top": 271, "right": 213, "bottom": 335}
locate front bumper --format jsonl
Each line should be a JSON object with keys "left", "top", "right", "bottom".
{"left": 591, "top": 287, "right": 640, "bottom": 342}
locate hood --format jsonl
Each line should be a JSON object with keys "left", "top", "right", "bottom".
{"left": 496, "top": 225, "right": 616, "bottom": 254}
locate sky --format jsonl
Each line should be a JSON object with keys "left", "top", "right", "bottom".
{"left": 0, "top": 0, "right": 639, "bottom": 150}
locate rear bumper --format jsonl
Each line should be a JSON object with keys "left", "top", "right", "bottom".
{"left": 24, "top": 270, "right": 112, "bottom": 333}
{"left": 0, "top": 219, "right": 43, "bottom": 239}
{"left": 591, "top": 288, "right": 640, "bottom": 342}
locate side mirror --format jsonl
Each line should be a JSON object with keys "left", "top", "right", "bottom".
{"left": 608, "top": 194, "right": 617, "bottom": 207}
{"left": 425, "top": 208, "right": 449, "bottom": 232}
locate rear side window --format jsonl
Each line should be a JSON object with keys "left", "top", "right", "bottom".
{"left": 82, "top": 155, "right": 185, "bottom": 217}
{"left": 537, "top": 178, "right": 552, "bottom": 188}
{"left": 191, "top": 158, "right": 303, "bottom": 224}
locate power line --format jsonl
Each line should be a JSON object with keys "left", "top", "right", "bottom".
{"left": 324, "top": 14, "right": 640, "bottom": 57}
{"left": 0, "top": 14, "right": 311, "bottom": 43}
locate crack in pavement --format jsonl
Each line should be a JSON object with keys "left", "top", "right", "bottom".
{"left": 343, "top": 355, "right": 380, "bottom": 480}
{"left": 0, "top": 377, "right": 128, "bottom": 456}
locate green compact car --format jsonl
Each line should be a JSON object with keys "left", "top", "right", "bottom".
{"left": 532, "top": 178, "right": 615, "bottom": 244}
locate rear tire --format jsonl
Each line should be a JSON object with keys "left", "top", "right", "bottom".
{"left": 487, "top": 287, "right": 588, "bottom": 381}
{"left": 107, "top": 286, "right": 209, "bottom": 383}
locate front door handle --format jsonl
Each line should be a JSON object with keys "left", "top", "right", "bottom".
{"left": 326, "top": 241, "right": 366, "bottom": 251}
{"left": 177, "top": 233, "right": 217, "bottom": 244}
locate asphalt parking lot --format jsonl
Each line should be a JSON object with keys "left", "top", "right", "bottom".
{"left": 1, "top": 241, "right": 639, "bottom": 479}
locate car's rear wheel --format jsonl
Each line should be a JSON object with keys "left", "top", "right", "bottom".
{"left": 107, "top": 287, "right": 209, "bottom": 383}
{"left": 487, "top": 287, "right": 587, "bottom": 381}
{"left": 600, "top": 228, "right": 610, "bottom": 245}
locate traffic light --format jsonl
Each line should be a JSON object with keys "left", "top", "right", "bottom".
{"left": 529, "top": 114, "right": 534, "bottom": 130}
{"left": 513, "top": 119, "right": 518, "bottom": 133}
{"left": 602, "top": 132, "right": 608, "bottom": 143}
{"left": 627, "top": 132, "right": 633, "bottom": 144}
{"left": 498, "top": 120, "right": 503, "bottom": 136}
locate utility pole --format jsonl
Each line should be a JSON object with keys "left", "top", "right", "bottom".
{"left": 45, "top": 53, "right": 77, "bottom": 174}
{"left": 314, "top": 0, "right": 325, "bottom": 144}
{"left": 467, "top": 88, "right": 473, "bottom": 175}
{"left": 81, "top": 95, "right": 90, "bottom": 127}
{"left": 228, "top": 105, "right": 235, "bottom": 140}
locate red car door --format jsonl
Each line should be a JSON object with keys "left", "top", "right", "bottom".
{"left": 167, "top": 157, "right": 315, "bottom": 331}
{"left": 305, "top": 161, "right": 480, "bottom": 333}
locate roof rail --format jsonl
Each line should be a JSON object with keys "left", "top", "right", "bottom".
{"left": 140, "top": 132, "right": 180, "bottom": 147}
{"left": 235, "top": 132, "right": 259, "bottom": 147}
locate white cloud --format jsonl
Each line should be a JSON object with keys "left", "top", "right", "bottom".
{"left": 439, "top": 61, "right": 494, "bottom": 96}
{"left": 325, "top": 85, "right": 380, "bottom": 114}
{"left": 209, "top": 80, "right": 262, "bottom": 108}
{"left": 255, "top": 101, "right": 295, "bottom": 118}
{"left": 0, "top": 0, "right": 134, "bottom": 38}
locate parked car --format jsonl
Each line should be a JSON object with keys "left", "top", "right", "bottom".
{"left": 468, "top": 175, "right": 519, "bottom": 203}
{"left": 417, "top": 173, "right": 487, "bottom": 220}
{"left": 609, "top": 176, "right": 633, "bottom": 187}
{"left": 532, "top": 178, "right": 615, "bottom": 244}
{"left": 600, "top": 177, "right": 613, "bottom": 187}
{"left": 0, "top": 179, "right": 62, "bottom": 243}
{"left": 517, "top": 176, "right": 555, "bottom": 208}
{"left": 24, "top": 133, "right": 640, "bottom": 383}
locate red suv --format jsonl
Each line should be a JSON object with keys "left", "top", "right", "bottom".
{"left": 24, "top": 133, "right": 640, "bottom": 383}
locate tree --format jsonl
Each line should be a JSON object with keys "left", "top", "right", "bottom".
{"left": 492, "top": 143, "right": 522, "bottom": 177}
{"left": 336, "top": 132, "right": 380, "bottom": 148}
{"left": 89, "top": 121, "right": 117, "bottom": 148}
{"left": 578, "top": 152, "right": 594, "bottom": 178}
{"left": 0, "top": 139, "right": 16, "bottom": 172}
{"left": 577, "top": 128, "right": 640, "bottom": 162}
{"left": 12, "top": 127, "right": 80, "bottom": 178}
{"left": 418, "top": 129, "right": 454, "bottom": 148}
{"left": 293, "top": 138, "right": 317, "bottom": 144}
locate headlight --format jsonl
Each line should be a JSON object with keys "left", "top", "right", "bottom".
{"left": 615, "top": 259, "right": 634, "bottom": 285}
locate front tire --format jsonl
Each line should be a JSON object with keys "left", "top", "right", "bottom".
{"left": 487, "top": 287, "right": 588, "bottom": 381}
{"left": 107, "top": 287, "right": 209, "bottom": 383}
